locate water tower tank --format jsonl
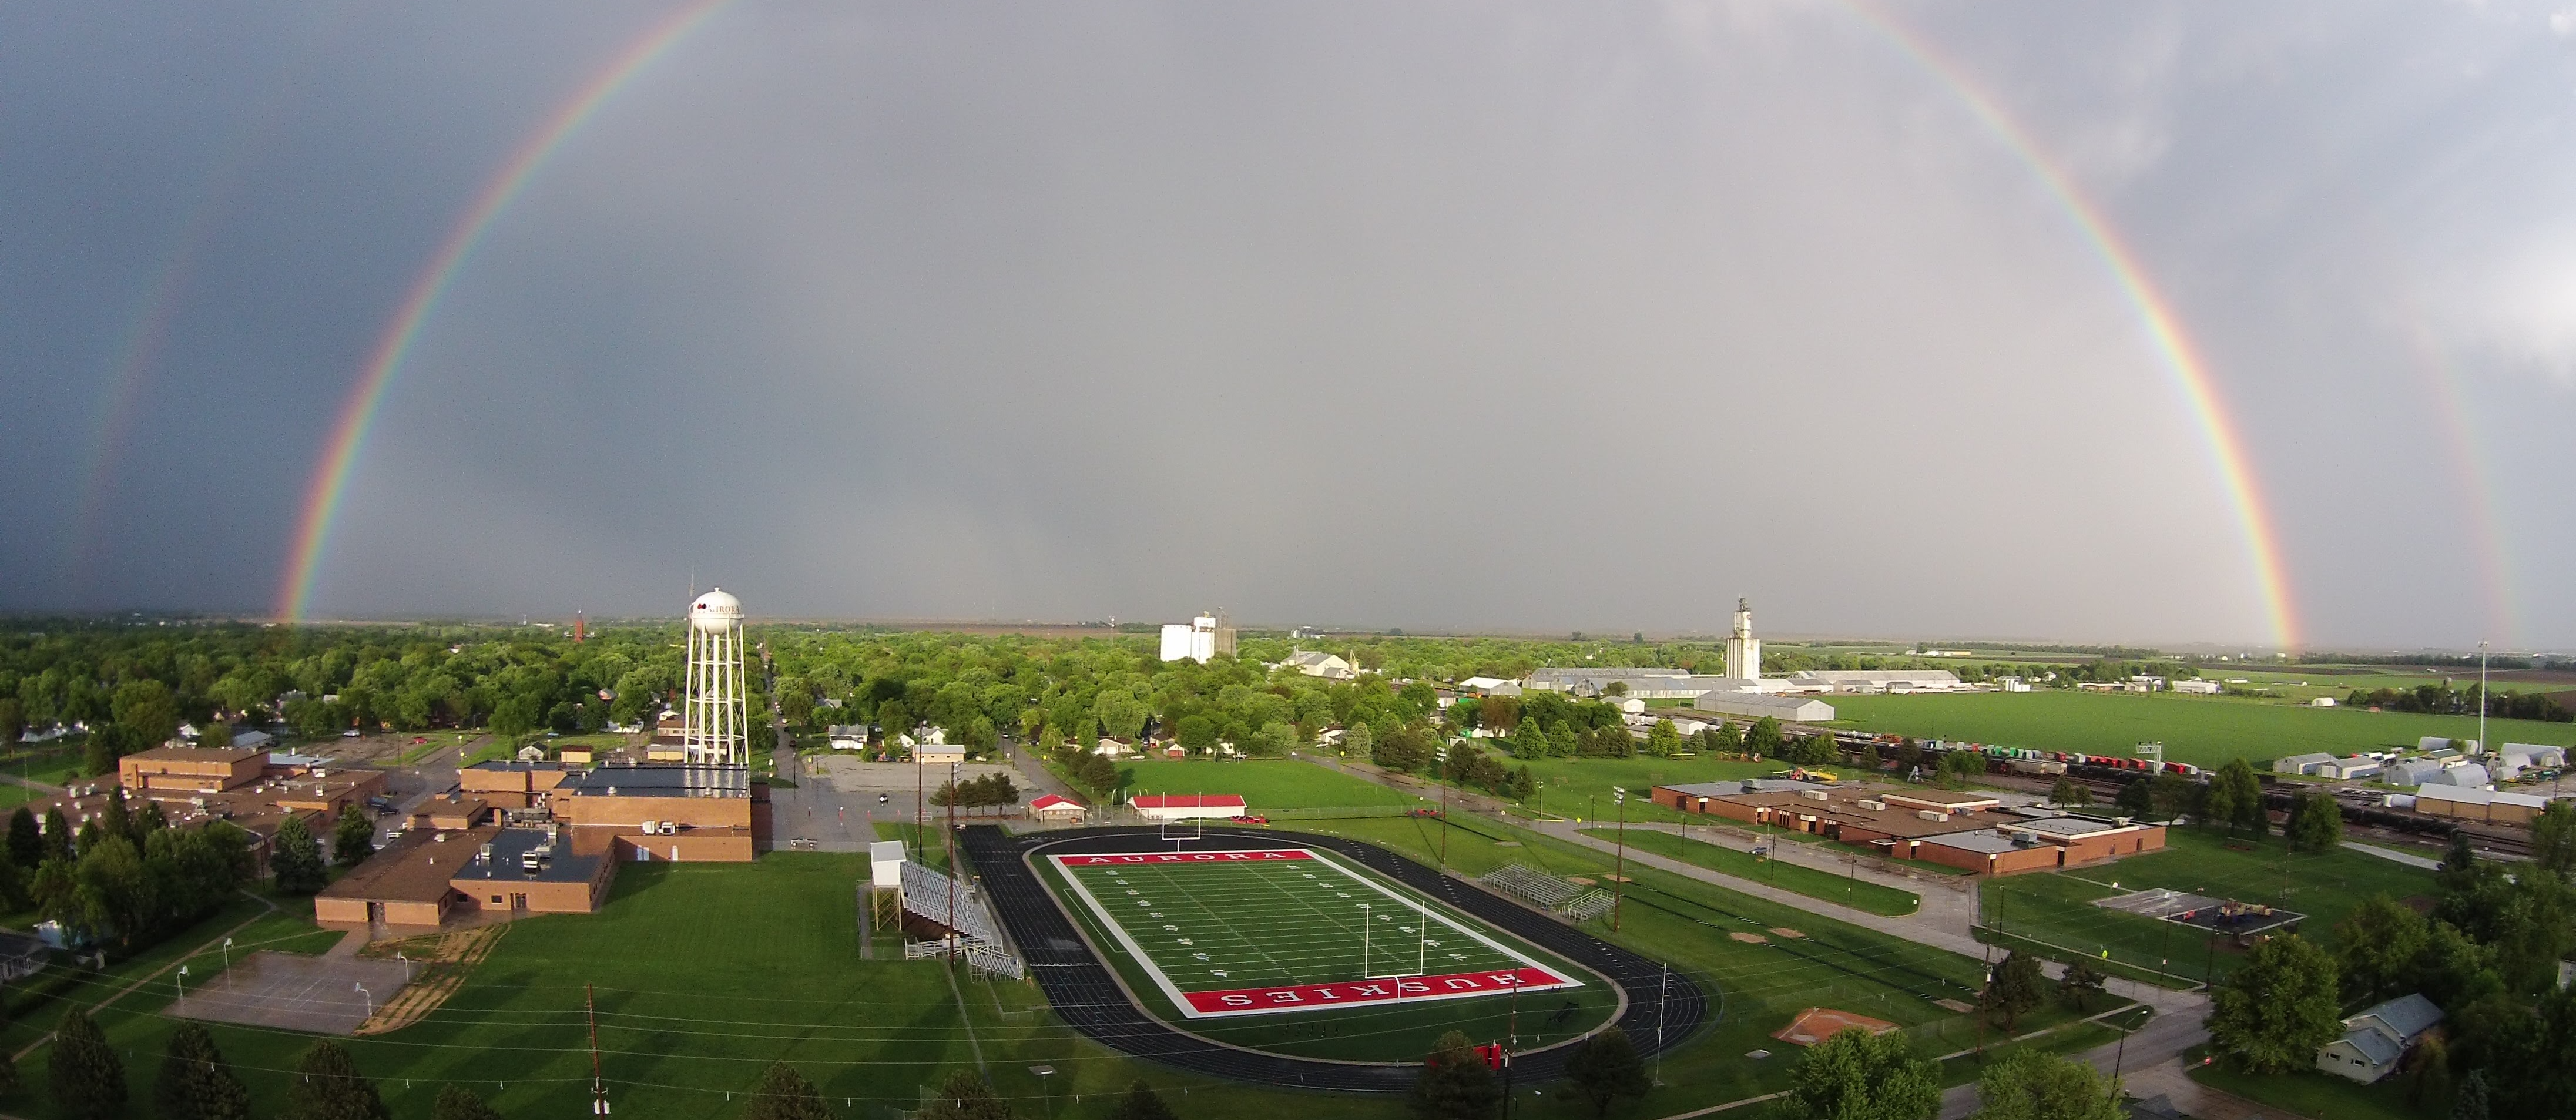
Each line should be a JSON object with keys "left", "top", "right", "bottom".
{"left": 690, "top": 588, "right": 742, "bottom": 630}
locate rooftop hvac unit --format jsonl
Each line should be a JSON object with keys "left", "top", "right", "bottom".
{"left": 478, "top": 843, "right": 495, "bottom": 861}
{"left": 1857, "top": 799, "right": 1886, "bottom": 810}
{"left": 1801, "top": 790, "right": 1830, "bottom": 802}
{"left": 1741, "top": 779, "right": 1761, "bottom": 793}
{"left": 1916, "top": 810, "right": 1950, "bottom": 822}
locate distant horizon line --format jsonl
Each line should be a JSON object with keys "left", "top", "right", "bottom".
{"left": 6, "top": 609, "right": 2554, "bottom": 658}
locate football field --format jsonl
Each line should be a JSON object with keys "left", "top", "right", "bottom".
{"left": 1050, "top": 847, "right": 1581, "bottom": 1018}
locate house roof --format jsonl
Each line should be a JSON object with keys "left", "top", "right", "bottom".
{"left": 1028, "top": 794, "right": 1083, "bottom": 810}
{"left": 1131, "top": 794, "right": 1245, "bottom": 810}
{"left": 2334, "top": 1027, "right": 2404, "bottom": 1067}
{"left": 2350, "top": 993, "right": 2444, "bottom": 1041}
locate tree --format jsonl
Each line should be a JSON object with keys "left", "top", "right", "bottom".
{"left": 42, "top": 807, "right": 72, "bottom": 865}
{"left": 2534, "top": 800, "right": 2576, "bottom": 877}
{"left": 2057, "top": 960, "right": 2107, "bottom": 1013}
{"left": 1562, "top": 1026, "right": 1649, "bottom": 1120}
{"left": 1341, "top": 722, "right": 1372, "bottom": 760}
{"left": 1744, "top": 717, "right": 1784, "bottom": 760}
{"left": 917, "top": 1070, "right": 1011, "bottom": 1120}
{"left": 1859, "top": 741, "right": 1881, "bottom": 773}
{"left": 156, "top": 1021, "right": 251, "bottom": 1120}
{"left": 2048, "top": 777, "right": 2079, "bottom": 808}
{"left": 0, "top": 698, "right": 22, "bottom": 748}
{"left": 2452, "top": 1069, "right": 2491, "bottom": 1120}
{"left": 1939, "top": 751, "right": 1984, "bottom": 789}
{"left": 2114, "top": 779, "right": 2152, "bottom": 818}
{"left": 2208, "top": 934, "right": 2342, "bottom": 1073}
{"left": 2333, "top": 895, "right": 2430, "bottom": 1001}
{"left": 1983, "top": 951, "right": 2047, "bottom": 1030}
{"left": 1773, "top": 1027, "right": 1940, "bottom": 1120}
{"left": 2287, "top": 790, "right": 2342, "bottom": 853}
{"left": 1106, "top": 1080, "right": 1177, "bottom": 1120}
{"left": 740, "top": 1062, "right": 836, "bottom": 1120}
{"left": 2148, "top": 771, "right": 2198, "bottom": 821}
{"left": 1646, "top": 720, "right": 1682, "bottom": 757}
{"left": 7, "top": 807, "right": 40, "bottom": 870}
{"left": 48, "top": 1008, "right": 125, "bottom": 1120}
{"left": 1712, "top": 721, "right": 1744, "bottom": 757}
{"left": 331, "top": 804, "right": 375, "bottom": 867}
{"left": 271, "top": 813, "right": 327, "bottom": 895}
{"left": 280, "top": 1041, "right": 388, "bottom": 1120}
{"left": 432, "top": 1086, "right": 504, "bottom": 1120}
{"left": 2204, "top": 759, "right": 2268, "bottom": 837}
{"left": 1407, "top": 1031, "right": 1501, "bottom": 1120}
{"left": 1501, "top": 765, "right": 1538, "bottom": 803}
{"left": 112, "top": 680, "right": 182, "bottom": 747}
{"left": 1968, "top": 1048, "right": 2122, "bottom": 1120}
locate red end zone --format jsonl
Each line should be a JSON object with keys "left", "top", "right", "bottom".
{"left": 1185, "top": 967, "right": 1572, "bottom": 1016}
{"left": 1058, "top": 850, "right": 1314, "bottom": 866}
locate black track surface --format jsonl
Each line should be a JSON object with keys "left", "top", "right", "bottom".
{"left": 960, "top": 824, "right": 1708, "bottom": 1093}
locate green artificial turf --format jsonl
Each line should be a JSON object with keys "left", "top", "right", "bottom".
{"left": 1830, "top": 692, "right": 2575, "bottom": 769}
{"left": 1578, "top": 828, "right": 1920, "bottom": 917}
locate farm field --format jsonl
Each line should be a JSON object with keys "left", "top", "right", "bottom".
{"left": 1577, "top": 827, "right": 1920, "bottom": 917}
{"left": 1975, "top": 829, "right": 2436, "bottom": 986}
{"left": 1037, "top": 844, "right": 1616, "bottom": 1061}
{"left": 1113, "top": 757, "right": 1431, "bottom": 813}
{"left": 1830, "top": 691, "right": 2576, "bottom": 768}
{"left": 22, "top": 857, "right": 1416, "bottom": 1120}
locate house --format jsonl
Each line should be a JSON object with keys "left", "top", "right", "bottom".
{"left": 1131, "top": 794, "right": 1246, "bottom": 821}
{"left": 2316, "top": 994, "right": 2443, "bottom": 1084}
{"left": 2172, "top": 679, "right": 2221, "bottom": 695}
{"left": 1028, "top": 794, "right": 1086, "bottom": 821}
{"left": 2273, "top": 753, "right": 2336, "bottom": 776}
{"left": 1285, "top": 652, "right": 1355, "bottom": 680}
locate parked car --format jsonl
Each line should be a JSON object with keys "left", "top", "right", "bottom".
{"left": 1229, "top": 814, "right": 1270, "bottom": 824}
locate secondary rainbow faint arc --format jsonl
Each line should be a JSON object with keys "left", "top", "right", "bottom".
{"left": 274, "top": 0, "right": 732, "bottom": 622}
{"left": 1845, "top": 1, "right": 2301, "bottom": 649}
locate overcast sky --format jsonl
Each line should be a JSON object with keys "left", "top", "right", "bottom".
{"left": 5, "top": 1, "right": 2574, "bottom": 649}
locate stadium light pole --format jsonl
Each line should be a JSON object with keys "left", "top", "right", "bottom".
{"left": 947, "top": 760, "right": 960, "bottom": 961}
{"left": 1611, "top": 788, "right": 1628, "bottom": 933}
{"left": 2478, "top": 640, "right": 2490, "bottom": 759}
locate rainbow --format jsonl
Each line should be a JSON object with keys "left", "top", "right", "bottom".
{"left": 274, "top": 0, "right": 732, "bottom": 621}
{"left": 282, "top": 1, "right": 2305, "bottom": 645}
{"left": 2400, "top": 317, "right": 2517, "bottom": 645}
{"left": 1843, "top": 2, "right": 2300, "bottom": 648}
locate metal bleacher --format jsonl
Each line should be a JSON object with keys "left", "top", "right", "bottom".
{"left": 898, "top": 861, "right": 1025, "bottom": 979}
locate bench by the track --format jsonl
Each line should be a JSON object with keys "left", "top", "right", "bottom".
{"left": 958, "top": 824, "right": 1709, "bottom": 1093}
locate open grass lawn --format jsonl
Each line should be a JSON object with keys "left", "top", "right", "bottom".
{"left": 1507, "top": 756, "right": 1777, "bottom": 825}
{"left": 1976, "top": 830, "right": 2436, "bottom": 986}
{"left": 2192, "top": 1062, "right": 2444, "bottom": 1120}
{"left": 1579, "top": 828, "right": 1920, "bottom": 917}
{"left": 18, "top": 857, "right": 1422, "bottom": 1120}
{"left": 1287, "top": 813, "right": 2004, "bottom": 1105}
{"left": 1113, "top": 757, "right": 1431, "bottom": 813}
{"left": 1831, "top": 691, "right": 2576, "bottom": 769}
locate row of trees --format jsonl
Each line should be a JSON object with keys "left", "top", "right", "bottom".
{"left": 929, "top": 773, "right": 1023, "bottom": 816}
{"left": 2343, "top": 683, "right": 2571, "bottom": 722}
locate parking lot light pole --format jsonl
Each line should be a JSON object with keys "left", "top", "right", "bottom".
{"left": 1611, "top": 789, "right": 1628, "bottom": 933}
{"left": 354, "top": 982, "right": 373, "bottom": 1018}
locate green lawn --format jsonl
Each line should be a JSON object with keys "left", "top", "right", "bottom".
{"left": 1830, "top": 691, "right": 2576, "bottom": 769}
{"left": 1114, "top": 757, "right": 1431, "bottom": 813}
{"left": 1579, "top": 828, "right": 1920, "bottom": 917}
{"left": 1976, "top": 830, "right": 2436, "bottom": 986}
{"left": 1507, "top": 756, "right": 1779, "bottom": 825}
{"left": 2191, "top": 1061, "right": 2443, "bottom": 1120}
{"left": 15, "top": 857, "right": 1423, "bottom": 1120}
{"left": 1286, "top": 813, "right": 1997, "bottom": 1107}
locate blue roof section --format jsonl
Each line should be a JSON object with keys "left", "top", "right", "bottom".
{"left": 2352, "top": 993, "right": 2444, "bottom": 1040}
{"left": 451, "top": 828, "right": 603, "bottom": 886}
{"left": 559, "top": 764, "right": 749, "bottom": 798}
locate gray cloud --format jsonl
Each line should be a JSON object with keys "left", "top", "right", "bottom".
{"left": 4, "top": 0, "right": 2572, "bottom": 648}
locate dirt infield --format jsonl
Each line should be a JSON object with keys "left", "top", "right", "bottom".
{"left": 1772, "top": 1007, "right": 1899, "bottom": 1047}
{"left": 172, "top": 951, "right": 414, "bottom": 1036}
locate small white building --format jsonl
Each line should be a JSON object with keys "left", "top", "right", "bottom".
{"left": 2316, "top": 994, "right": 2443, "bottom": 1084}
{"left": 2000, "top": 678, "right": 2032, "bottom": 693}
{"left": 2274, "top": 753, "right": 2335, "bottom": 776}
{"left": 1028, "top": 794, "right": 1086, "bottom": 821}
{"left": 1692, "top": 692, "right": 1837, "bottom": 723}
{"left": 2309, "top": 696, "right": 2338, "bottom": 707}
{"left": 2316, "top": 757, "right": 2382, "bottom": 781}
{"left": 1457, "top": 676, "right": 1516, "bottom": 693}
{"left": 2422, "top": 763, "right": 2491, "bottom": 790}
{"left": 1131, "top": 794, "right": 1246, "bottom": 821}
{"left": 2172, "top": 679, "right": 2221, "bottom": 695}
{"left": 2418, "top": 736, "right": 2477, "bottom": 755}
{"left": 1284, "top": 651, "right": 1355, "bottom": 680}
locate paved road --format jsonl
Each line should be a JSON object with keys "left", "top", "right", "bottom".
{"left": 1297, "top": 756, "right": 2225, "bottom": 1118}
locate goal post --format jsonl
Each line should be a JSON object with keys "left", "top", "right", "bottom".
{"left": 1159, "top": 814, "right": 1203, "bottom": 844}
{"left": 1360, "top": 900, "right": 1428, "bottom": 981}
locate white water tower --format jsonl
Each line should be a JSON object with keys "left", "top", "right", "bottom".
{"left": 683, "top": 589, "right": 747, "bottom": 767}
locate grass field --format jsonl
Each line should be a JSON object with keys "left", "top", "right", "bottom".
{"left": 2191, "top": 1061, "right": 2443, "bottom": 1119}
{"left": 1282, "top": 813, "right": 2010, "bottom": 1105}
{"left": 1113, "top": 758, "right": 1432, "bottom": 813}
{"left": 1831, "top": 692, "right": 2576, "bottom": 769}
{"left": 1038, "top": 844, "right": 1616, "bottom": 1060}
{"left": 1508, "top": 757, "right": 1778, "bottom": 825}
{"left": 1577, "top": 828, "right": 1920, "bottom": 917}
{"left": 1975, "top": 830, "right": 2436, "bottom": 986}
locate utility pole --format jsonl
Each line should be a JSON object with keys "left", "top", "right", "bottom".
{"left": 2478, "top": 639, "right": 2490, "bottom": 758}
{"left": 1501, "top": 974, "right": 1521, "bottom": 1120}
{"left": 1611, "top": 787, "right": 1629, "bottom": 932}
{"left": 1439, "top": 766, "right": 1451, "bottom": 872}
{"left": 946, "top": 760, "right": 960, "bottom": 960}
{"left": 588, "top": 983, "right": 611, "bottom": 1115}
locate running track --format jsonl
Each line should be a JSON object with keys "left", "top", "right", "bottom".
{"left": 960, "top": 824, "right": 1709, "bottom": 1093}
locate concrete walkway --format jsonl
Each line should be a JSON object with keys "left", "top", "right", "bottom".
{"left": 2349, "top": 841, "right": 2442, "bottom": 871}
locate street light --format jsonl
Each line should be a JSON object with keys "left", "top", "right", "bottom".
{"left": 354, "top": 982, "right": 373, "bottom": 1017}
{"left": 1030, "top": 1066, "right": 1056, "bottom": 1117}
{"left": 176, "top": 964, "right": 189, "bottom": 1001}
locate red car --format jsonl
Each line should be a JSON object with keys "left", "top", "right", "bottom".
{"left": 1229, "top": 814, "right": 1270, "bottom": 824}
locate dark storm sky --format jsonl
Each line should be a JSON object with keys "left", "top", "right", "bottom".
{"left": 6, "top": 1, "right": 2575, "bottom": 649}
